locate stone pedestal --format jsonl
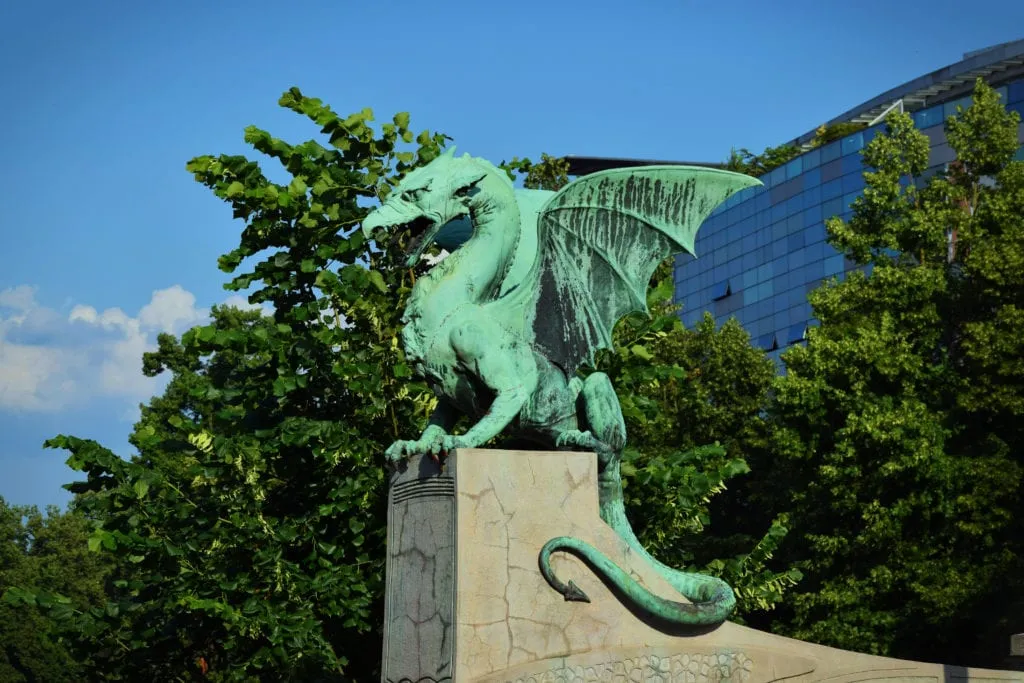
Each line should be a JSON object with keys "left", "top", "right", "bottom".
{"left": 382, "top": 449, "right": 1024, "bottom": 683}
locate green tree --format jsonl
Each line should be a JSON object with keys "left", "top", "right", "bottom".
{"left": 500, "top": 152, "right": 570, "bottom": 190}
{"left": 759, "top": 78, "right": 1024, "bottom": 667}
{"left": 1, "top": 498, "right": 111, "bottom": 682}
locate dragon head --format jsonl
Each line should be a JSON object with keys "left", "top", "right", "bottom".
{"left": 362, "top": 148, "right": 509, "bottom": 267}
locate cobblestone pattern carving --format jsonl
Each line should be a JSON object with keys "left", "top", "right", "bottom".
{"left": 508, "top": 651, "right": 753, "bottom": 683}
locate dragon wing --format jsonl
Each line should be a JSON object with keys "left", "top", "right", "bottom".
{"left": 528, "top": 166, "right": 761, "bottom": 372}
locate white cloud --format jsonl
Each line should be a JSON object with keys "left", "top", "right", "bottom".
{"left": 221, "top": 294, "right": 270, "bottom": 314}
{"left": 139, "top": 285, "right": 207, "bottom": 333}
{"left": 0, "top": 285, "right": 268, "bottom": 415}
{"left": 0, "top": 285, "right": 36, "bottom": 313}
{"left": 0, "top": 341, "right": 69, "bottom": 411}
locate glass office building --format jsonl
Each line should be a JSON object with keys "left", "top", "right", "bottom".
{"left": 569, "top": 40, "right": 1024, "bottom": 366}
{"left": 675, "top": 41, "right": 1024, "bottom": 365}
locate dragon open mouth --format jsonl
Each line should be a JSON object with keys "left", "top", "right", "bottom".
{"left": 391, "top": 216, "right": 441, "bottom": 267}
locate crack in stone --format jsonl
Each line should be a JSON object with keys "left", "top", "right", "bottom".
{"left": 559, "top": 454, "right": 591, "bottom": 509}
{"left": 484, "top": 474, "right": 517, "bottom": 672}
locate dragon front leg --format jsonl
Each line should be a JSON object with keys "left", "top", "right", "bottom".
{"left": 440, "top": 321, "right": 538, "bottom": 452}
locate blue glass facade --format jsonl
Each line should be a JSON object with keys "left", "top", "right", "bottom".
{"left": 674, "top": 78, "right": 1024, "bottom": 365}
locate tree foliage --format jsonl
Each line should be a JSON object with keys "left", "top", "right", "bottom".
{"left": 725, "top": 143, "right": 804, "bottom": 178}
{"left": 1, "top": 499, "right": 111, "bottom": 682}
{"left": 500, "top": 152, "right": 570, "bottom": 190}
{"left": 759, "top": 78, "right": 1024, "bottom": 667}
{"left": 725, "top": 122, "right": 869, "bottom": 178}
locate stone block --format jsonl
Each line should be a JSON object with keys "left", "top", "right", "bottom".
{"left": 382, "top": 449, "right": 1024, "bottom": 682}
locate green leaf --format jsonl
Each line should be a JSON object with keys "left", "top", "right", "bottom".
{"left": 368, "top": 270, "right": 387, "bottom": 293}
{"left": 2, "top": 586, "right": 36, "bottom": 605}
{"left": 630, "top": 344, "right": 653, "bottom": 360}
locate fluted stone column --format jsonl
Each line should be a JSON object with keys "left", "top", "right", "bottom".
{"left": 382, "top": 454, "right": 457, "bottom": 683}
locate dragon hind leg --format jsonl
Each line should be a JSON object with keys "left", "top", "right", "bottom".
{"left": 554, "top": 372, "right": 626, "bottom": 471}
{"left": 579, "top": 372, "right": 626, "bottom": 455}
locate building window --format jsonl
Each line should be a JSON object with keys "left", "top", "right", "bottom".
{"left": 787, "top": 231, "right": 805, "bottom": 252}
{"left": 803, "top": 147, "right": 822, "bottom": 171}
{"left": 821, "top": 177, "right": 843, "bottom": 200}
{"left": 914, "top": 105, "right": 943, "bottom": 128}
{"left": 1009, "top": 79, "right": 1024, "bottom": 105}
{"left": 711, "top": 280, "right": 731, "bottom": 301}
{"left": 787, "top": 324, "right": 806, "bottom": 345}
{"left": 821, "top": 158, "right": 843, "bottom": 183}
{"left": 765, "top": 165, "right": 786, "bottom": 188}
{"left": 841, "top": 153, "right": 864, "bottom": 174}
{"left": 821, "top": 140, "right": 842, "bottom": 163}
{"left": 785, "top": 157, "right": 803, "bottom": 180}
{"left": 943, "top": 95, "right": 972, "bottom": 119}
{"left": 825, "top": 253, "right": 845, "bottom": 276}
{"left": 807, "top": 222, "right": 828, "bottom": 244}
{"left": 822, "top": 196, "right": 844, "bottom": 219}
{"left": 841, "top": 132, "right": 865, "bottom": 156}
{"left": 802, "top": 167, "right": 822, "bottom": 188}
{"left": 803, "top": 204, "right": 823, "bottom": 227}
{"left": 842, "top": 171, "right": 866, "bottom": 194}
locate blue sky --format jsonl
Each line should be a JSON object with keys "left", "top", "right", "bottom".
{"left": 1, "top": 0, "right": 1022, "bottom": 510}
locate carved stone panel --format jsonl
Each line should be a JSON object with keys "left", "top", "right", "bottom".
{"left": 382, "top": 455, "right": 456, "bottom": 683}
{"left": 505, "top": 650, "right": 754, "bottom": 683}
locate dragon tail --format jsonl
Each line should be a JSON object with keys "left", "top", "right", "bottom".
{"left": 538, "top": 466, "right": 736, "bottom": 627}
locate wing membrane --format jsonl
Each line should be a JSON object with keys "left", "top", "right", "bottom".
{"left": 530, "top": 166, "right": 761, "bottom": 371}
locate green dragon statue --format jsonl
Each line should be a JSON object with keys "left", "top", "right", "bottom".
{"left": 362, "top": 148, "right": 760, "bottom": 627}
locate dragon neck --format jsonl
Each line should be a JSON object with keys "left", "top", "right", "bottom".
{"left": 409, "top": 174, "right": 521, "bottom": 312}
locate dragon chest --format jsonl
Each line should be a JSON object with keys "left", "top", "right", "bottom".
{"left": 402, "top": 324, "right": 491, "bottom": 417}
